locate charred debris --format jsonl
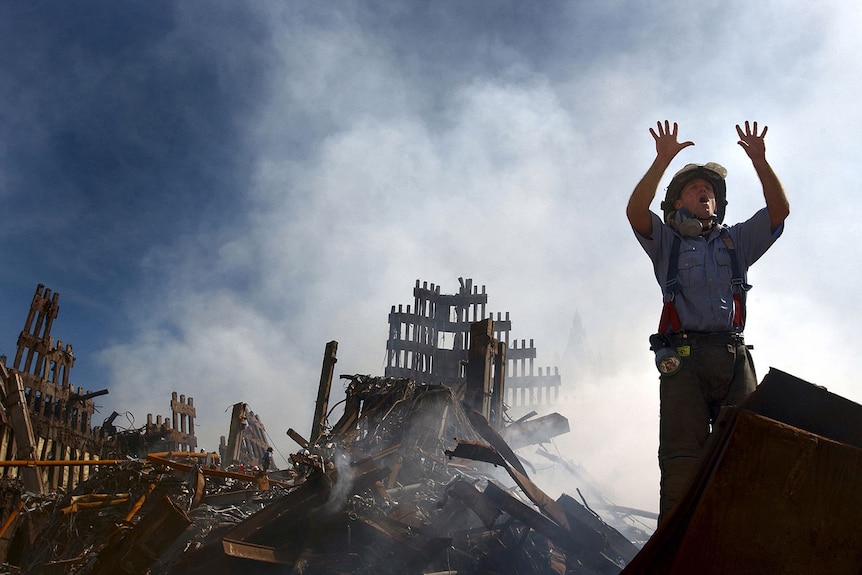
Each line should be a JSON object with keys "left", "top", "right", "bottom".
{"left": 0, "top": 282, "right": 649, "bottom": 574}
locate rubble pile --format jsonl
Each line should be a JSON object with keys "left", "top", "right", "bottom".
{"left": 0, "top": 286, "right": 648, "bottom": 575}
{"left": 0, "top": 372, "right": 640, "bottom": 574}
{"left": 6, "top": 283, "right": 862, "bottom": 573}
{"left": 168, "top": 375, "right": 638, "bottom": 575}
{"left": 2, "top": 457, "right": 291, "bottom": 574}
{"left": 1, "top": 283, "right": 649, "bottom": 573}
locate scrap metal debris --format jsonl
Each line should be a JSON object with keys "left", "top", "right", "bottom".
{"left": 0, "top": 370, "right": 640, "bottom": 575}
{"left": 0, "top": 286, "right": 644, "bottom": 574}
{"left": 3, "top": 284, "right": 860, "bottom": 573}
{"left": 166, "top": 374, "right": 639, "bottom": 575}
{"left": 2, "top": 455, "right": 293, "bottom": 574}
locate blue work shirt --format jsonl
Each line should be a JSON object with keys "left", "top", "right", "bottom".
{"left": 634, "top": 208, "right": 783, "bottom": 333}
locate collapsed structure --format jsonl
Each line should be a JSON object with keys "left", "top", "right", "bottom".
{"left": 0, "top": 282, "right": 647, "bottom": 574}
{"left": 219, "top": 402, "right": 271, "bottom": 472}
{"left": 0, "top": 284, "right": 111, "bottom": 496}
{"left": 0, "top": 285, "right": 205, "bottom": 492}
{"left": 3, "top": 280, "right": 859, "bottom": 574}
{"left": 170, "top": 368, "right": 638, "bottom": 574}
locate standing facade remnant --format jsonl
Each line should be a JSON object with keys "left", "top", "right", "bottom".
{"left": 1, "top": 284, "right": 110, "bottom": 492}
{"left": 508, "top": 338, "right": 562, "bottom": 407}
{"left": 221, "top": 403, "right": 248, "bottom": 467}
{"left": 385, "top": 278, "right": 562, "bottom": 410}
{"left": 218, "top": 406, "right": 270, "bottom": 470}
{"left": 143, "top": 392, "right": 197, "bottom": 453}
{"left": 0, "top": 284, "right": 200, "bottom": 493}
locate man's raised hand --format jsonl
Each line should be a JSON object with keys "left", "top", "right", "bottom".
{"left": 650, "top": 120, "right": 694, "bottom": 160}
{"left": 736, "top": 121, "right": 768, "bottom": 162}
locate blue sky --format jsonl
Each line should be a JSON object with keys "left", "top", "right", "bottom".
{"left": 2, "top": 1, "right": 860, "bottom": 515}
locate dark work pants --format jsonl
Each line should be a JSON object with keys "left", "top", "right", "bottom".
{"left": 658, "top": 334, "right": 757, "bottom": 524}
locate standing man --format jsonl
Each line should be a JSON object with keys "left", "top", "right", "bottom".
{"left": 262, "top": 446, "right": 274, "bottom": 472}
{"left": 626, "top": 120, "right": 789, "bottom": 524}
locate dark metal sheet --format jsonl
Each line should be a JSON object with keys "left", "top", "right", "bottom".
{"left": 464, "top": 406, "right": 529, "bottom": 476}
{"left": 624, "top": 371, "right": 862, "bottom": 574}
{"left": 742, "top": 367, "right": 862, "bottom": 449}
{"left": 501, "top": 412, "right": 571, "bottom": 451}
{"left": 447, "top": 478, "right": 502, "bottom": 528}
{"left": 446, "top": 440, "right": 570, "bottom": 531}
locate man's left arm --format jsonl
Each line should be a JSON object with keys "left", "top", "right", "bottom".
{"left": 737, "top": 121, "right": 790, "bottom": 233}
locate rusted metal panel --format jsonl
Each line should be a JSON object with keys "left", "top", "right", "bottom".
{"left": 742, "top": 367, "right": 862, "bottom": 449}
{"left": 221, "top": 539, "right": 297, "bottom": 564}
{"left": 624, "top": 369, "right": 862, "bottom": 575}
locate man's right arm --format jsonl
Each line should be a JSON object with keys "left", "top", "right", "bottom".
{"left": 627, "top": 155, "right": 673, "bottom": 237}
{"left": 627, "top": 121, "right": 694, "bottom": 238}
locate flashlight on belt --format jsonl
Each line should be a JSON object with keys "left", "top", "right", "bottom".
{"left": 649, "top": 334, "right": 682, "bottom": 376}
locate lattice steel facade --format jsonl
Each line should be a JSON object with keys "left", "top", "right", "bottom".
{"left": 385, "top": 278, "right": 561, "bottom": 409}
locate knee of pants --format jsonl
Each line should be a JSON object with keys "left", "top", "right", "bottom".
{"left": 660, "top": 456, "right": 700, "bottom": 504}
{"left": 660, "top": 370, "right": 711, "bottom": 460}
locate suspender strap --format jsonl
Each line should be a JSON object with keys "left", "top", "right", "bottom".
{"left": 658, "top": 235, "right": 683, "bottom": 334}
{"left": 719, "top": 230, "right": 752, "bottom": 330}
{"left": 658, "top": 300, "right": 682, "bottom": 334}
{"left": 658, "top": 231, "right": 751, "bottom": 333}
